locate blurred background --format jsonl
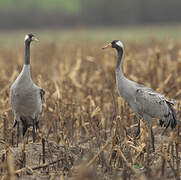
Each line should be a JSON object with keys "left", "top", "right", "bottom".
{"left": 1, "top": 0, "right": 181, "bottom": 29}
{"left": 1, "top": 0, "right": 181, "bottom": 42}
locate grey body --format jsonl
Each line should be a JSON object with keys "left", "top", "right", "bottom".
{"left": 116, "top": 70, "right": 176, "bottom": 128}
{"left": 104, "top": 40, "right": 177, "bottom": 151}
{"left": 10, "top": 34, "right": 45, "bottom": 145}
{"left": 10, "top": 65, "right": 44, "bottom": 127}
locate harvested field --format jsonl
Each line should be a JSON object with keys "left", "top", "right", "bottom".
{"left": 0, "top": 35, "right": 181, "bottom": 179}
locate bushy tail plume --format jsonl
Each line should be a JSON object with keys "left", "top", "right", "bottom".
{"left": 167, "top": 102, "right": 178, "bottom": 129}
{"left": 160, "top": 102, "right": 178, "bottom": 129}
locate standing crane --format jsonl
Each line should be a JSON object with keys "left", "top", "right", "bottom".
{"left": 10, "top": 34, "right": 45, "bottom": 146}
{"left": 103, "top": 40, "right": 177, "bottom": 151}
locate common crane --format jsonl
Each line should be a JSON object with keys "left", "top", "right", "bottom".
{"left": 103, "top": 40, "right": 177, "bottom": 151}
{"left": 10, "top": 34, "right": 45, "bottom": 146}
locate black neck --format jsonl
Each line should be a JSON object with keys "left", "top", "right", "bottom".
{"left": 24, "top": 41, "right": 31, "bottom": 65}
{"left": 116, "top": 47, "right": 123, "bottom": 70}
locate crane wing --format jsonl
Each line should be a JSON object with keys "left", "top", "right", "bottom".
{"left": 135, "top": 87, "right": 170, "bottom": 118}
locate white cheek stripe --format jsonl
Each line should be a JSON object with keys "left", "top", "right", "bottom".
{"left": 116, "top": 41, "right": 123, "bottom": 48}
{"left": 24, "top": 35, "right": 29, "bottom": 41}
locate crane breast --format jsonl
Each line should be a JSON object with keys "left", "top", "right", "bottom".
{"left": 11, "top": 85, "right": 42, "bottom": 116}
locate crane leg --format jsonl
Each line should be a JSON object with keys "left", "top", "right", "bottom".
{"left": 143, "top": 115, "right": 154, "bottom": 151}
{"left": 22, "top": 121, "right": 28, "bottom": 137}
{"left": 36, "top": 121, "right": 39, "bottom": 130}
{"left": 32, "top": 118, "right": 36, "bottom": 142}
{"left": 135, "top": 119, "right": 140, "bottom": 137}
{"left": 16, "top": 121, "right": 20, "bottom": 147}
{"left": 150, "top": 127, "right": 155, "bottom": 152}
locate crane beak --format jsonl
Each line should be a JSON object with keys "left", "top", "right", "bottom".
{"left": 102, "top": 43, "right": 112, "bottom": 49}
{"left": 32, "top": 36, "right": 39, "bottom": 42}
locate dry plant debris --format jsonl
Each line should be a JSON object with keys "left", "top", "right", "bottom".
{"left": 0, "top": 39, "right": 181, "bottom": 179}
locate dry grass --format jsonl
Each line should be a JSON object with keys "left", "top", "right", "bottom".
{"left": 0, "top": 38, "right": 181, "bottom": 179}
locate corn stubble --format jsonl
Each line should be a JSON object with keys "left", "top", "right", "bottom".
{"left": 0, "top": 40, "right": 181, "bottom": 179}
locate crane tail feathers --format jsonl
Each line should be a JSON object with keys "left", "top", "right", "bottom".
{"left": 159, "top": 102, "right": 178, "bottom": 129}
{"left": 163, "top": 102, "right": 178, "bottom": 129}
{"left": 168, "top": 103, "right": 178, "bottom": 129}
{"left": 40, "top": 89, "right": 45, "bottom": 103}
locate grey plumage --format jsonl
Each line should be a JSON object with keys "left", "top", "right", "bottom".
{"left": 103, "top": 40, "right": 177, "bottom": 151}
{"left": 134, "top": 86, "right": 177, "bottom": 128}
{"left": 10, "top": 34, "right": 45, "bottom": 145}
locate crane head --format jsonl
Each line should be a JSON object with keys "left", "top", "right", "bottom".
{"left": 102, "top": 40, "right": 124, "bottom": 49}
{"left": 24, "top": 34, "right": 39, "bottom": 42}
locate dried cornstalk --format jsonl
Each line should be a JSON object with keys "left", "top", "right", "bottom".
{"left": 6, "top": 151, "right": 15, "bottom": 180}
{"left": 86, "top": 140, "right": 110, "bottom": 168}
